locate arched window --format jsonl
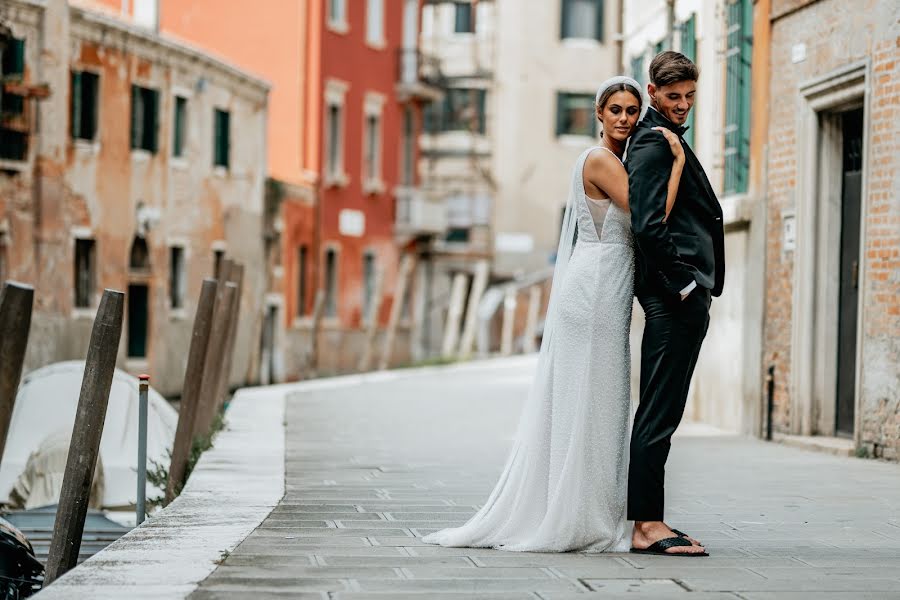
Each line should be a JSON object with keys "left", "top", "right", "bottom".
{"left": 129, "top": 236, "right": 150, "bottom": 271}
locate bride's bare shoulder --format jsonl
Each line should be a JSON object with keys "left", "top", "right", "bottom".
{"left": 583, "top": 147, "right": 625, "bottom": 177}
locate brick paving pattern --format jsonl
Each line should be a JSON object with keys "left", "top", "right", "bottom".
{"left": 191, "top": 361, "right": 900, "bottom": 599}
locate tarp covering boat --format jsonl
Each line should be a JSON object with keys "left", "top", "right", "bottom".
{"left": 0, "top": 361, "right": 177, "bottom": 509}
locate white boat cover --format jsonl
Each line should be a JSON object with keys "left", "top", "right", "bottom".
{"left": 0, "top": 361, "right": 178, "bottom": 509}
{"left": 8, "top": 427, "right": 105, "bottom": 510}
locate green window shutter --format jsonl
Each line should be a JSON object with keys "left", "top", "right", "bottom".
{"left": 71, "top": 71, "right": 82, "bottom": 140}
{"left": 724, "top": 0, "right": 752, "bottom": 195}
{"left": 477, "top": 89, "right": 486, "bottom": 134}
{"left": 555, "top": 92, "right": 565, "bottom": 137}
{"left": 214, "top": 109, "right": 230, "bottom": 167}
{"left": 630, "top": 55, "right": 644, "bottom": 89}
{"left": 84, "top": 72, "right": 98, "bottom": 140}
{"left": 3, "top": 39, "right": 26, "bottom": 76}
{"left": 680, "top": 14, "right": 697, "bottom": 146}
{"left": 596, "top": 0, "right": 604, "bottom": 42}
{"left": 560, "top": 0, "right": 570, "bottom": 39}
{"left": 148, "top": 89, "right": 159, "bottom": 153}
{"left": 130, "top": 85, "right": 141, "bottom": 150}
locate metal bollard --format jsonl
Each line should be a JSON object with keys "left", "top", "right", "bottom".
{"left": 137, "top": 374, "right": 149, "bottom": 525}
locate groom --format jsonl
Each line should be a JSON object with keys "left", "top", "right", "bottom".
{"left": 625, "top": 51, "right": 725, "bottom": 556}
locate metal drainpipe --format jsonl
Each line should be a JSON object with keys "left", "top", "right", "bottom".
{"left": 765, "top": 364, "right": 775, "bottom": 441}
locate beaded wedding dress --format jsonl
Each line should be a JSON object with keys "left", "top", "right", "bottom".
{"left": 423, "top": 146, "right": 635, "bottom": 552}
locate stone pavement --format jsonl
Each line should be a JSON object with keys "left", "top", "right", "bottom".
{"left": 191, "top": 357, "right": 900, "bottom": 600}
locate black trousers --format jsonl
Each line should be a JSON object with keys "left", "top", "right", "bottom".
{"left": 627, "top": 286, "right": 711, "bottom": 522}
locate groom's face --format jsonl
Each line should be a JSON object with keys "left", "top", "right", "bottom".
{"left": 648, "top": 80, "right": 697, "bottom": 126}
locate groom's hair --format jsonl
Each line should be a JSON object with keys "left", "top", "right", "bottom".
{"left": 649, "top": 51, "right": 700, "bottom": 88}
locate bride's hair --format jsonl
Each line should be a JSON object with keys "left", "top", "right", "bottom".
{"left": 595, "top": 83, "right": 642, "bottom": 137}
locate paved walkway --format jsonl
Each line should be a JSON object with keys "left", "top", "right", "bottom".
{"left": 191, "top": 358, "right": 900, "bottom": 600}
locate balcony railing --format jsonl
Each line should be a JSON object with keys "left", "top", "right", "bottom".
{"left": 396, "top": 49, "right": 445, "bottom": 101}
{"left": 395, "top": 187, "right": 447, "bottom": 239}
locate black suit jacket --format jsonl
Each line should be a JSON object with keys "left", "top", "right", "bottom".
{"left": 625, "top": 107, "right": 725, "bottom": 298}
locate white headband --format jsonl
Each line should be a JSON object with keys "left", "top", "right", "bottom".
{"left": 595, "top": 75, "right": 642, "bottom": 108}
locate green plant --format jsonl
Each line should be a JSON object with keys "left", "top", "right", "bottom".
{"left": 855, "top": 445, "right": 871, "bottom": 459}
{"left": 141, "top": 409, "right": 229, "bottom": 512}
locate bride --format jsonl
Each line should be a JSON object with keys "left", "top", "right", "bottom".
{"left": 422, "top": 76, "right": 700, "bottom": 554}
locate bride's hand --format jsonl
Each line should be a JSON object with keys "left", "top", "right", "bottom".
{"left": 653, "top": 126, "right": 685, "bottom": 164}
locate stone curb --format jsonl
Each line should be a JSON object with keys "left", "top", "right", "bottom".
{"left": 34, "top": 386, "right": 286, "bottom": 599}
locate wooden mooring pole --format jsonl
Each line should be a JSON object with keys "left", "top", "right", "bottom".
{"left": 44, "top": 289, "right": 124, "bottom": 585}
{"left": 0, "top": 281, "right": 34, "bottom": 467}
{"left": 165, "top": 278, "right": 217, "bottom": 505}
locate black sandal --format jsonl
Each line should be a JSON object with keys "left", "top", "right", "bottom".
{"left": 671, "top": 528, "right": 700, "bottom": 544}
{"left": 630, "top": 536, "right": 709, "bottom": 557}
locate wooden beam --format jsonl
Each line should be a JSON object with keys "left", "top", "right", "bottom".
{"left": 0, "top": 281, "right": 33, "bottom": 469}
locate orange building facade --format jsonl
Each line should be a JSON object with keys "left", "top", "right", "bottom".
{"left": 148, "top": 0, "right": 436, "bottom": 378}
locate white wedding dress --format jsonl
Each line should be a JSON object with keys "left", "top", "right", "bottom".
{"left": 423, "top": 146, "right": 635, "bottom": 552}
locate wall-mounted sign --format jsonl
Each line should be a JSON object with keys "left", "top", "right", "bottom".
{"left": 791, "top": 43, "right": 807, "bottom": 64}
{"left": 339, "top": 209, "right": 365, "bottom": 238}
{"left": 782, "top": 211, "right": 796, "bottom": 257}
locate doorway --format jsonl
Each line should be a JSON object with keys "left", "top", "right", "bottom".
{"left": 127, "top": 283, "right": 149, "bottom": 358}
{"left": 791, "top": 62, "right": 868, "bottom": 440}
{"left": 835, "top": 108, "right": 863, "bottom": 437}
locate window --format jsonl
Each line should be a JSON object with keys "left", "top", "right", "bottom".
{"left": 133, "top": 0, "right": 159, "bottom": 30}
{"left": 362, "top": 252, "right": 376, "bottom": 320}
{"left": 401, "top": 106, "right": 415, "bottom": 186}
{"left": 426, "top": 88, "right": 486, "bottom": 134}
{"left": 724, "top": 0, "right": 752, "bottom": 195}
{"left": 556, "top": 93, "right": 596, "bottom": 137}
{"left": 130, "top": 85, "right": 159, "bottom": 153}
{"left": 325, "top": 101, "right": 344, "bottom": 179}
{"left": 324, "top": 248, "right": 338, "bottom": 318}
{"left": 0, "top": 232, "right": 7, "bottom": 284}
{"left": 169, "top": 246, "right": 185, "bottom": 309}
{"left": 213, "top": 248, "right": 225, "bottom": 278}
{"left": 366, "top": 0, "right": 384, "bottom": 45}
{"left": 1, "top": 37, "right": 27, "bottom": 161}
{"left": 364, "top": 111, "right": 382, "bottom": 187}
{"left": 630, "top": 54, "right": 645, "bottom": 90}
{"left": 560, "top": 0, "right": 603, "bottom": 41}
{"left": 454, "top": 2, "right": 474, "bottom": 33}
{"left": 328, "top": 0, "right": 347, "bottom": 29}
{"left": 74, "top": 238, "right": 96, "bottom": 308}
{"left": 173, "top": 96, "right": 187, "bottom": 158}
{"left": 445, "top": 228, "right": 470, "bottom": 243}
{"left": 679, "top": 14, "right": 697, "bottom": 147}
{"left": 71, "top": 71, "right": 99, "bottom": 141}
{"left": 214, "top": 108, "right": 230, "bottom": 168}
{"left": 127, "top": 283, "right": 149, "bottom": 358}
{"left": 296, "top": 245, "right": 308, "bottom": 317}
{"left": 129, "top": 236, "right": 150, "bottom": 271}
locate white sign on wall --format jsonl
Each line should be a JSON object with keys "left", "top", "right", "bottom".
{"left": 339, "top": 209, "right": 365, "bottom": 238}
{"left": 495, "top": 232, "right": 535, "bottom": 254}
{"left": 782, "top": 210, "right": 796, "bottom": 258}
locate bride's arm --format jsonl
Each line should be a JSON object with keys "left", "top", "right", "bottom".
{"left": 654, "top": 127, "right": 686, "bottom": 223}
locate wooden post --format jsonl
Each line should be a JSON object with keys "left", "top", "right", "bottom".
{"left": 378, "top": 254, "right": 416, "bottom": 370}
{"left": 217, "top": 262, "right": 244, "bottom": 405}
{"left": 0, "top": 281, "right": 34, "bottom": 468}
{"left": 165, "top": 279, "right": 217, "bottom": 505}
{"left": 500, "top": 286, "right": 517, "bottom": 356}
{"left": 44, "top": 289, "right": 124, "bottom": 585}
{"left": 441, "top": 272, "right": 469, "bottom": 359}
{"left": 457, "top": 259, "right": 489, "bottom": 359}
{"left": 193, "top": 281, "right": 237, "bottom": 440}
{"left": 307, "top": 289, "right": 325, "bottom": 378}
{"left": 357, "top": 268, "right": 385, "bottom": 372}
{"left": 522, "top": 285, "right": 542, "bottom": 354}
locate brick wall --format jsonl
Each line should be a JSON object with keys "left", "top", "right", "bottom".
{"left": 763, "top": 0, "right": 900, "bottom": 457}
